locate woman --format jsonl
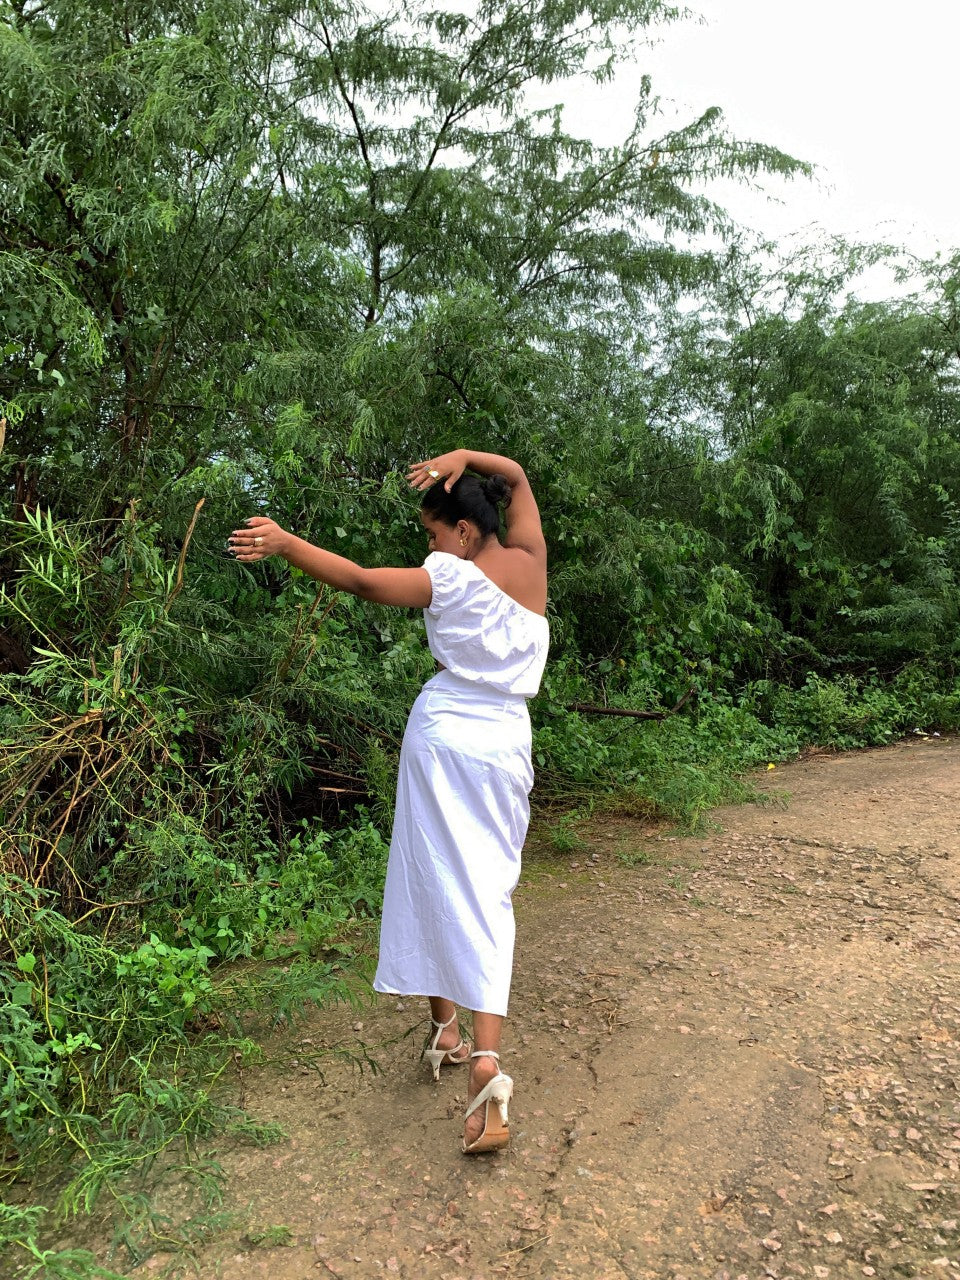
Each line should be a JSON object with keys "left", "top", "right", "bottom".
{"left": 230, "top": 448, "right": 548, "bottom": 1153}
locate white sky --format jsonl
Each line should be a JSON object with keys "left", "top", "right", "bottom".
{"left": 554, "top": 0, "right": 959, "bottom": 258}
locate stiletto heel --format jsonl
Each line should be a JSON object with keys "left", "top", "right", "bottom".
{"left": 422, "top": 1011, "right": 469, "bottom": 1082}
{"left": 462, "top": 1051, "right": 513, "bottom": 1154}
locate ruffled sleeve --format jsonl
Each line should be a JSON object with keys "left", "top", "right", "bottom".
{"left": 423, "top": 552, "right": 467, "bottom": 615}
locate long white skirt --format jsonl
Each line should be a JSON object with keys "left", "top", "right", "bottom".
{"left": 373, "top": 669, "right": 534, "bottom": 1016}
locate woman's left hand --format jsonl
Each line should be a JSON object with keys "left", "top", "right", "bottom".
{"left": 229, "top": 516, "right": 290, "bottom": 562}
{"left": 407, "top": 449, "right": 467, "bottom": 493}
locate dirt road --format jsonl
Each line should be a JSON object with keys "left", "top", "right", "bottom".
{"left": 140, "top": 737, "right": 960, "bottom": 1280}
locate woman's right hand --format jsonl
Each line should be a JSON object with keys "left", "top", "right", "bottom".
{"left": 228, "top": 516, "right": 291, "bottom": 561}
{"left": 407, "top": 449, "right": 468, "bottom": 493}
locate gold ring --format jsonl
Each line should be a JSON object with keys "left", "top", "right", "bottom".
{"left": 254, "top": 536, "right": 263, "bottom": 546}
{"left": 428, "top": 468, "right": 440, "bottom": 479}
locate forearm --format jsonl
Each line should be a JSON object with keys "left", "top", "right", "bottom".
{"left": 460, "top": 450, "right": 527, "bottom": 489}
{"left": 276, "top": 533, "right": 431, "bottom": 607}
{"left": 279, "top": 533, "right": 366, "bottom": 594}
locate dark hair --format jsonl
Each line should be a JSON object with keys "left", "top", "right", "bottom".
{"left": 421, "top": 472, "right": 511, "bottom": 538}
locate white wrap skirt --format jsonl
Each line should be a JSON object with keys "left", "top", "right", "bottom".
{"left": 373, "top": 669, "right": 534, "bottom": 1016}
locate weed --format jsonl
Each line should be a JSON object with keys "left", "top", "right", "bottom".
{"left": 0, "top": 1204, "right": 126, "bottom": 1279}
{"left": 546, "top": 812, "right": 588, "bottom": 856}
{"left": 226, "top": 1118, "right": 286, "bottom": 1147}
{"left": 614, "top": 846, "right": 659, "bottom": 868}
{"left": 246, "top": 1224, "right": 294, "bottom": 1248}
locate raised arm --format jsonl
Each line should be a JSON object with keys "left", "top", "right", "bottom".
{"left": 408, "top": 449, "right": 546, "bottom": 560}
{"left": 229, "top": 518, "right": 431, "bottom": 608}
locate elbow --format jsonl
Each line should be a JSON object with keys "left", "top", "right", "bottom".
{"left": 353, "top": 568, "right": 380, "bottom": 600}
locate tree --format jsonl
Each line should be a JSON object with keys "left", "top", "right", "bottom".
{"left": 652, "top": 242, "right": 960, "bottom": 666}
{"left": 0, "top": 0, "right": 811, "bottom": 832}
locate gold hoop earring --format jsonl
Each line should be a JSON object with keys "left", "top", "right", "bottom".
{"left": 459, "top": 536, "right": 467, "bottom": 547}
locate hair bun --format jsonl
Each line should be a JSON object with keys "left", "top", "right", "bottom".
{"left": 421, "top": 470, "right": 509, "bottom": 539}
{"left": 481, "top": 473, "right": 512, "bottom": 509}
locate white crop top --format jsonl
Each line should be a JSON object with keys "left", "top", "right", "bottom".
{"left": 422, "top": 552, "right": 549, "bottom": 698}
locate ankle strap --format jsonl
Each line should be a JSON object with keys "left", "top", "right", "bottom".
{"left": 431, "top": 1012, "right": 457, "bottom": 1030}
{"left": 470, "top": 1050, "right": 500, "bottom": 1061}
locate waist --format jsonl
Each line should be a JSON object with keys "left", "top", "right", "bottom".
{"left": 410, "top": 670, "right": 532, "bottom": 762}
{"left": 422, "top": 667, "right": 530, "bottom": 705}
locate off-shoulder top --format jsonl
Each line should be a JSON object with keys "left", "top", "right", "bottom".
{"left": 422, "top": 551, "right": 549, "bottom": 698}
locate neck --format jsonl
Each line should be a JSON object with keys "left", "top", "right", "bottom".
{"left": 469, "top": 534, "right": 498, "bottom": 561}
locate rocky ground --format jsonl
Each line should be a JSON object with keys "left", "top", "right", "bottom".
{"left": 133, "top": 736, "right": 959, "bottom": 1280}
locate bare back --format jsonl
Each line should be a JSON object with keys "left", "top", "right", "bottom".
{"left": 472, "top": 542, "right": 547, "bottom": 616}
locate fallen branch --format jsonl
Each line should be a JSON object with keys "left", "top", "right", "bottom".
{"left": 568, "top": 704, "right": 666, "bottom": 720}
{"left": 567, "top": 687, "right": 696, "bottom": 720}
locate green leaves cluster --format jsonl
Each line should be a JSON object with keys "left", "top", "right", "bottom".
{"left": 660, "top": 241, "right": 960, "bottom": 665}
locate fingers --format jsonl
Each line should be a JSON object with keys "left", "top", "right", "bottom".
{"left": 407, "top": 460, "right": 444, "bottom": 491}
{"left": 230, "top": 518, "right": 267, "bottom": 539}
{"left": 229, "top": 518, "right": 272, "bottom": 560}
{"left": 407, "top": 456, "right": 467, "bottom": 492}
{"left": 229, "top": 539, "right": 267, "bottom": 561}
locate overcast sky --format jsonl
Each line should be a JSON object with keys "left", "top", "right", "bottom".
{"left": 556, "top": 0, "right": 958, "bottom": 259}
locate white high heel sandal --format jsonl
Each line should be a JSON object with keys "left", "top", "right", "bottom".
{"left": 462, "top": 1051, "right": 513, "bottom": 1154}
{"left": 422, "top": 1011, "right": 469, "bottom": 1082}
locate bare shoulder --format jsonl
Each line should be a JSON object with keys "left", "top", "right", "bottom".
{"left": 478, "top": 544, "right": 547, "bottom": 615}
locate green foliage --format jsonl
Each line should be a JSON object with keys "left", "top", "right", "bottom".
{"left": 760, "top": 666, "right": 960, "bottom": 750}
{"left": 532, "top": 658, "right": 960, "bottom": 826}
{"left": 653, "top": 241, "right": 960, "bottom": 667}
{"left": 246, "top": 1224, "right": 294, "bottom": 1248}
{"left": 544, "top": 811, "right": 590, "bottom": 856}
{"left": 615, "top": 845, "right": 659, "bottom": 868}
{"left": 0, "top": 1203, "right": 125, "bottom": 1279}
{"left": 0, "top": 867, "right": 358, "bottom": 1271}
